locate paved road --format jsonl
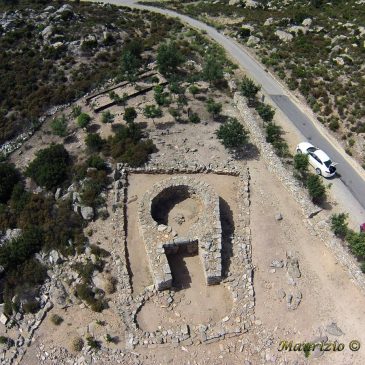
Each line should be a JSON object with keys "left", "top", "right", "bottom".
{"left": 92, "top": 0, "right": 365, "bottom": 211}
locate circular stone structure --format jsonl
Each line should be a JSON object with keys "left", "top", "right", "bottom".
{"left": 138, "top": 176, "right": 222, "bottom": 290}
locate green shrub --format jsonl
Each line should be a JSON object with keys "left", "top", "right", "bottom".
{"left": 330, "top": 213, "right": 349, "bottom": 239}
{"left": 50, "top": 314, "right": 63, "bottom": 326}
{"left": 294, "top": 153, "right": 309, "bottom": 173}
{"left": 240, "top": 76, "right": 261, "bottom": 99}
{"left": 86, "top": 336, "right": 101, "bottom": 350}
{"left": 77, "top": 113, "right": 91, "bottom": 128}
{"left": 101, "top": 111, "right": 114, "bottom": 124}
{"left": 87, "top": 155, "right": 106, "bottom": 170}
{"left": 189, "top": 112, "right": 201, "bottom": 124}
{"left": 329, "top": 118, "right": 340, "bottom": 131}
{"left": 0, "top": 162, "right": 20, "bottom": 204}
{"left": 216, "top": 117, "right": 249, "bottom": 149}
{"left": 306, "top": 174, "right": 326, "bottom": 204}
{"left": 256, "top": 103, "right": 275, "bottom": 123}
{"left": 154, "top": 85, "right": 170, "bottom": 106}
{"left": 189, "top": 84, "right": 200, "bottom": 95}
{"left": 26, "top": 144, "right": 70, "bottom": 190}
{"left": 51, "top": 115, "right": 67, "bottom": 137}
{"left": 144, "top": 105, "right": 162, "bottom": 118}
{"left": 206, "top": 98, "right": 222, "bottom": 118}
{"left": 346, "top": 231, "right": 365, "bottom": 259}
{"left": 123, "top": 107, "right": 137, "bottom": 124}
{"left": 85, "top": 133, "right": 104, "bottom": 152}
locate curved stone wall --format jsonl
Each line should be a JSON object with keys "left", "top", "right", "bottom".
{"left": 138, "top": 176, "right": 222, "bottom": 290}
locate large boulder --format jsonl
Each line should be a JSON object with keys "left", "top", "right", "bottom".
{"left": 81, "top": 206, "right": 94, "bottom": 221}
{"left": 275, "top": 30, "right": 293, "bottom": 42}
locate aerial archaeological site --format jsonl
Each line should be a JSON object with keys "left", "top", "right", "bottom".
{"left": 0, "top": 0, "right": 365, "bottom": 364}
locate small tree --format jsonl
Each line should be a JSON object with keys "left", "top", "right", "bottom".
{"left": 85, "top": 133, "right": 104, "bottom": 152}
{"left": 306, "top": 174, "right": 326, "bottom": 204}
{"left": 77, "top": 113, "right": 91, "bottom": 128}
{"left": 330, "top": 213, "right": 349, "bottom": 239}
{"left": 51, "top": 115, "right": 67, "bottom": 137}
{"left": 157, "top": 42, "right": 184, "bottom": 77}
{"left": 101, "top": 111, "right": 114, "bottom": 124}
{"left": 256, "top": 103, "right": 275, "bottom": 122}
{"left": 189, "top": 84, "right": 200, "bottom": 96}
{"left": 240, "top": 76, "right": 261, "bottom": 99}
{"left": 203, "top": 53, "right": 224, "bottom": 85}
{"left": 206, "top": 98, "right": 222, "bottom": 119}
{"left": 124, "top": 107, "right": 137, "bottom": 124}
{"left": 216, "top": 118, "right": 249, "bottom": 149}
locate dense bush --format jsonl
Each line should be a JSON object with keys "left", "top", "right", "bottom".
{"left": 124, "top": 107, "right": 137, "bottom": 124}
{"left": 0, "top": 162, "right": 20, "bottom": 204}
{"left": 26, "top": 144, "right": 70, "bottom": 190}
{"left": 157, "top": 42, "right": 184, "bottom": 77}
{"left": 240, "top": 76, "right": 261, "bottom": 99}
{"left": 189, "top": 112, "right": 201, "bottom": 124}
{"left": 306, "top": 173, "right": 326, "bottom": 204}
{"left": 154, "top": 85, "right": 170, "bottom": 106}
{"left": 216, "top": 117, "right": 249, "bottom": 149}
{"left": 85, "top": 133, "right": 104, "bottom": 152}
{"left": 77, "top": 113, "right": 91, "bottom": 128}
{"left": 346, "top": 231, "right": 365, "bottom": 259}
{"left": 330, "top": 213, "right": 349, "bottom": 239}
{"left": 202, "top": 51, "right": 224, "bottom": 85}
{"left": 256, "top": 102, "right": 275, "bottom": 123}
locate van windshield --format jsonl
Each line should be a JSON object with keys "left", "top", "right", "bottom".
{"left": 324, "top": 160, "right": 332, "bottom": 168}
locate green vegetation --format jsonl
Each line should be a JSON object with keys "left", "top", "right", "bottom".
{"left": 154, "top": 85, "right": 170, "bottom": 106}
{"left": 124, "top": 107, "right": 137, "bottom": 124}
{"left": 51, "top": 115, "right": 68, "bottom": 137}
{"left": 157, "top": 42, "right": 185, "bottom": 77}
{"left": 240, "top": 76, "right": 261, "bottom": 99}
{"left": 330, "top": 213, "right": 349, "bottom": 239}
{"left": 71, "top": 105, "right": 82, "bottom": 119}
{"left": 101, "top": 111, "right": 114, "bottom": 124}
{"left": 0, "top": 2, "right": 184, "bottom": 144}
{"left": 306, "top": 174, "right": 326, "bottom": 204}
{"left": 77, "top": 113, "right": 91, "bottom": 128}
{"left": 189, "top": 112, "right": 201, "bottom": 124}
{"left": 144, "top": 105, "right": 163, "bottom": 119}
{"left": 256, "top": 103, "right": 275, "bottom": 123}
{"left": 206, "top": 98, "right": 222, "bottom": 118}
{"left": 50, "top": 314, "right": 64, "bottom": 326}
{"left": 85, "top": 133, "right": 104, "bottom": 152}
{"left": 216, "top": 117, "right": 249, "bottom": 149}
{"left": 202, "top": 51, "right": 224, "bottom": 86}
{"left": 293, "top": 153, "right": 309, "bottom": 179}
{"left": 0, "top": 162, "right": 20, "bottom": 204}
{"left": 86, "top": 336, "right": 101, "bottom": 350}
{"left": 104, "top": 123, "right": 156, "bottom": 167}
{"left": 26, "top": 144, "right": 70, "bottom": 190}
{"left": 265, "top": 123, "right": 290, "bottom": 157}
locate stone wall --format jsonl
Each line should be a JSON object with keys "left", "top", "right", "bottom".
{"left": 138, "top": 176, "right": 222, "bottom": 290}
{"left": 112, "top": 164, "right": 255, "bottom": 348}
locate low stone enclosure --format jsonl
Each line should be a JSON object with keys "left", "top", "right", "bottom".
{"left": 138, "top": 176, "right": 222, "bottom": 290}
{"left": 112, "top": 163, "right": 254, "bottom": 348}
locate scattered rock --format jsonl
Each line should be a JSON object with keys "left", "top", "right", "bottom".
{"left": 286, "top": 251, "right": 301, "bottom": 279}
{"left": 275, "top": 30, "right": 293, "bottom": 42}
{"left": 326, "top": 322, "right": 344, "bottom": 336}
{"left": 275, "top": 212, "right": 283, "bottom": 221}
{"left": 270, "top": 259, "right": 284, "bottom": 268}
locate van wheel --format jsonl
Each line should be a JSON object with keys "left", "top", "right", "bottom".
{"left": 315, "top": 168, "right": 321, "bottom": 175}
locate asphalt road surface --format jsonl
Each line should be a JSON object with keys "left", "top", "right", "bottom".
{"left": 91, "top": 0, "right": 365, "bottom": 211}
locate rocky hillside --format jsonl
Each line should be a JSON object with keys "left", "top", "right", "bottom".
{"left": 0, "top": 0, "right": 181, "bottom": 145}
{"left": 146, "top": 0, "right": 365, "bottom": 166}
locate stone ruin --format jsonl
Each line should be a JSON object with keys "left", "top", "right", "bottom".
{"left": 138, "top": 176, "right": 222, "bottom": 290}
